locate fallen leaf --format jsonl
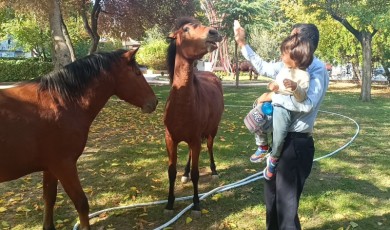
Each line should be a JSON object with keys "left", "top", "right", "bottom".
{"left": 1, "top": 221, "right": 9, "bottom": 227}
{"left": 16, "top": 206, "right": 31, "bottom": 212}
{"left": 83, "top": 187, "right": 93, "bottom": 194}
{"left": 4, "top": 192, "right": 15, "bottom": 197}
{"left": 211, "top": 193, "right": 222, "bottom": 201}
{"left": 350, "top": 221, "right": 358, "bottom": 228}
{"left": 201, "top": 209, "right": 209, "bottom": 214}
{"left": 56, "top": 200, "right": 64, "bottom": 205}
{"left": 229, "top": 222, "right": 237, "bottom": 228}
{"left": 186, "top": 217, "right": 192, "bottom": 224}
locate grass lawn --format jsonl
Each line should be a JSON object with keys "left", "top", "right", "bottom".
{"left": 0, "top": 80, "right": 389, "bottom": 230}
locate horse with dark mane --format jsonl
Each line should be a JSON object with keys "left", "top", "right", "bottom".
{"left": 0, "top": 48, "right": 157, "bottom": 230}
{"left": 232, "top": 60, "right": 259, "bottom": 80}
{"left": 164, "top": 17, "right": 224, "bottom": 214}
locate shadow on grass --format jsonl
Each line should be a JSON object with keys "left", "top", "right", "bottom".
{"left": 304, "top": 208, "right": 390, "bottom": 230}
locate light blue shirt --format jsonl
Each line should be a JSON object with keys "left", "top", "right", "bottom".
{"left": 241, "top": 44, "right": 329, "bottom": 133}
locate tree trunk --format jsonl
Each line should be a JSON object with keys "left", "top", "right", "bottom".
{"left": 360, "top": 32, "right": 372, "bottom": 102}
{"left": 234, "top": 42, "right": 239, "bottom": 88}
{"left": 48, "top": 0, "right": 72, "bottom": 70}
{"left": 351, "top": 62, "right": 361, "bottom": 84}
{"left": 82, "top": 0, "right": 101, "bottom": 54}
{"left": 61, "top": 16, "right": 76, "bottom": 61}
{"left": 327, "top": 11, "right": 376, "bottom": 101}
{"left": 80, "top": 0, "right": 101, "bottom": 54}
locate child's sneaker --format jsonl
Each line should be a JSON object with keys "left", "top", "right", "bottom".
{"left": 250, "top": 145, "right": 270, "bottom": 163}
{"left": 263, "top": 156, "right": 279, "bottom": 180}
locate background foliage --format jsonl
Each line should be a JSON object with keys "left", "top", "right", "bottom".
{"left": 136, "top": 26, "right": 169, "bottom": 70}
{"left": 0, "top": 59, "right": 53, "bottom": 82}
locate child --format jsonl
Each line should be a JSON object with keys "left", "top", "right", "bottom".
{"left": 243, "top": 32, "right": 314, "bottom": 180}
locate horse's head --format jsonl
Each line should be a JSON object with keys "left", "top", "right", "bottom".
{"left": 169, "top": 17, "right": 222, "bottom": 60}
{"left": 114, "top": 48, "right": 158, "bottom": 113}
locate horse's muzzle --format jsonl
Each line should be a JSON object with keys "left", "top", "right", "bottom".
{"left": 142, "top": 98, "right": 158, "bottom": 113}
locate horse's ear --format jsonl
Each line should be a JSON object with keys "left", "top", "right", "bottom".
{"left": 168, "top": 32, "right": 176, "bottom": 39}
{"left": 123, "top": 47, "right": 139, "bottom": 62}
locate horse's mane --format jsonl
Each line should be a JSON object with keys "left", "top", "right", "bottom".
{"left": 37, "top": 49, "right": 128, "bottom": 101}
{"left": 167, "top": 17, "right": 200, "bottom": 84}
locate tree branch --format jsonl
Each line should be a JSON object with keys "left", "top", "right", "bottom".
{"left": 326, "top": 1, "right": 362, "bottom": 42}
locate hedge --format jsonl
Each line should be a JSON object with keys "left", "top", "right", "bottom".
{"left": 0, "top": 59, "right": 53, "bottom": 82}
{"left": 136, "top": 40, "right": 168, "bottom": 70}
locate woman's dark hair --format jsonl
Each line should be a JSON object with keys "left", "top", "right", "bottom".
{"left": 292, "top": 23, "right": 320, "bottom": 51}
{"left": 280, "top": 33, "right": 314, "bottom": 70}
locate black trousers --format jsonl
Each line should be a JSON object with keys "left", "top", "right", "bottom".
{"left": 264, "top": 132, "right": 315, "bottom": 230}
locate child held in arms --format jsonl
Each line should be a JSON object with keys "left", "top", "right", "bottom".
{"left": 242, "top": 24, "right": 314, "bottom": 179}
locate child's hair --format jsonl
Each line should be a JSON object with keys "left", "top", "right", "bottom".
{"left": 280, "top": 33, "right": 314, "bottom": 70}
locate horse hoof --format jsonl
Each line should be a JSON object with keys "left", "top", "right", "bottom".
{"left": 211, "top": 174, "right": 219, "bottom": 180}
{"left": 164, "top": 209, "right": 174, "bottom": 215}
{"left": 181, "top": 176, "right": 190, "bottom": 183}
{"left": 191, "top": 209, "right": 202, "bottom": 218}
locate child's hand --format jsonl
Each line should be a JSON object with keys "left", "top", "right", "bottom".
{"left": 268, "top": 81, "right": 279, "bottom": 92}
{"left": 283, "top": 79, "right": 297, "bottom": 91}
{"left": 257, "top": 92, "right": 273, "bottom": 103}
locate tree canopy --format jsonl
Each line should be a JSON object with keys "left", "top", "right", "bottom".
{"left": 281, "top": 0, "right": 390, "bottom": 101}
{"left": 1, "top": 0, "right": 390, "bottom": 100}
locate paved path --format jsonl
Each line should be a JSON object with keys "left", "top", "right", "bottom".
{"left": 0, "top": 74, "right": 267, "bottom": 89}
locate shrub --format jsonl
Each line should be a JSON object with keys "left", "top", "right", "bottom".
{"left": 0, "top": 59, "right": 53, "bottom": 82}
{"left": 136, "top": 39, "right": 168, "bottom": 70}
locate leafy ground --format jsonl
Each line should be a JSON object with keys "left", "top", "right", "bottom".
{"left": 0, "top": 81, "right": 389, "bottom": 230}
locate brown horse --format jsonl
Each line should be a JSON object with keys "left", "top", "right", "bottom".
{"left": 0, "top": 49, "right": 157, "bottom": 230}
{"left": 232, "top": 60, "right": 259, "bottom": 80}
{"left": 164, "top": 17, "right": 224, "bottom": 214}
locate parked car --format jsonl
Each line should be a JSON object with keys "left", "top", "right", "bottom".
{"left": 372, "top": 67, "right": 388, "bottom": 81}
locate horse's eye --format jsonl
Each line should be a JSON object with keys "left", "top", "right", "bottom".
{"left": 183, "top": 26, "right": 190, "bottom": 32}
{"left": 135, "top": 67, "right": 142, "bottom": 75}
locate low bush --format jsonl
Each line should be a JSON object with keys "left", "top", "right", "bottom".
{"left": 136, "top": 39, "right": 168, "bottom": 70}
{"left": 0, "top": 59, "right": 53, "bottom": 82}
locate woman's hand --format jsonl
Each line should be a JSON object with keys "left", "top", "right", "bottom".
{"left": 234, "top": 20, "right": 246, "bottom": 47}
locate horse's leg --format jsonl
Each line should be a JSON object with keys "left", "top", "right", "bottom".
{"left": 53, "top": 162, "right": 90, "bottom": 230}
{"left": 189, "top": 141, "right": 201, "bottom": 215}
{"left": 165, "top": 133, "right": 178, "bottom": 212}
{"left": 181, "top": 150, "right": 191, "bottom": 183}
{"left": 43, "top": 171, "right": 58, "bottom": 230}
{"left": 207, "top": 135, "right": 218, "bottom": 179}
